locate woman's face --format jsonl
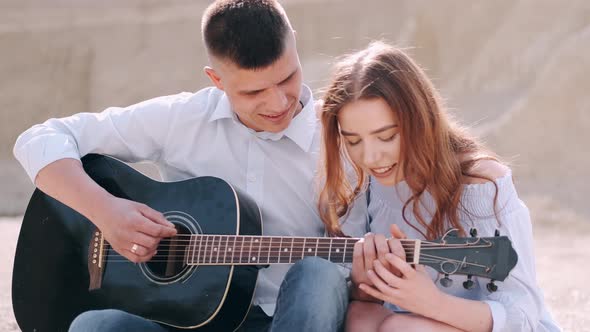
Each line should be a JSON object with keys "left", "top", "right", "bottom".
{"left": 337, "top": 98, "right": 404, "bottom": 186}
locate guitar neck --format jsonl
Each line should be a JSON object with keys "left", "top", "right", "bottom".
{"left": 185, "top": 234, "right": 420, "bottom": 265}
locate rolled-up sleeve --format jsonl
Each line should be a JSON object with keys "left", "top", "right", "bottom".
{"left": 13, "top": 93, "right": 188, "bottom": 183}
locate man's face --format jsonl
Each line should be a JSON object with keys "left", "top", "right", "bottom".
{"left": 207, "top": 32, "right": 303, "bottom": 133}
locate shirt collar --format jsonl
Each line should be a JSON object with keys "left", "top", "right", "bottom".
{"left": 209, "top": 92, "right": 235, "bottom": 122}
{"left": 208, "top": 85, "right": 317, "bottom": 152}
{"left": 280, "top": 85, "right": 316, "bottom": 152}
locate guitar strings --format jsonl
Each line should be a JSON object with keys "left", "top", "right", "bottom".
{"left": 98, "top": 255, "right": 484, "bottom": 271}
{"left": 99, "top": 242, "right": 492, "bottom": 257}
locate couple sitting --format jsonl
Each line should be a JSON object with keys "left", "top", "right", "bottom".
{"left": 14, "top": 1, "right": 559, "bottom": 331}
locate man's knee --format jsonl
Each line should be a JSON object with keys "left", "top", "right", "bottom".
{"left": 68, "top": 309, "right": 140, "bottom": 332}
{"left": 282, "top": 257, "right": 348, "bottom": 312}
{"left": 289, "top": 257, "right": 347, "bottom": 288}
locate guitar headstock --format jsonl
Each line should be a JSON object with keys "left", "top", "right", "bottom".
{"left": 415, "top": 229, "right": 518, "bottom": 282}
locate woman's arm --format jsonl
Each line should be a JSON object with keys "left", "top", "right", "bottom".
{"left": 359, "top": 254, "right": 493, "bottom": 332}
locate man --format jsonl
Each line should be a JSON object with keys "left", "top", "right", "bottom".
{"left": 13, "top": 1, "right": 367, "bottom": 331}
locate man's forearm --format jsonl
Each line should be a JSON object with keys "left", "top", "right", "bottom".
{"left": 35, "top": 158, "right": 113, "bottom": 226}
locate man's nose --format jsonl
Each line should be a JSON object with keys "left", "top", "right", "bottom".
{"left": 268, "top": 86, "right": 289, "bottom": 111}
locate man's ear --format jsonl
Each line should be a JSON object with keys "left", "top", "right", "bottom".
{"left": 204, "top": 66, "right": 224, "bottom": 91}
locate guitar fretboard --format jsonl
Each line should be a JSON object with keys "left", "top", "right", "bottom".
{"left": 185, "top": 235, "right": 418, "bottom": 265}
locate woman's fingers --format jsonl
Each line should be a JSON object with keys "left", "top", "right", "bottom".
{"left": 374, "top": 234, "right": 391, "bottom": 268}
{"left": 389, "top": 224, "right": 407, "bottom": 239}
{"left": 385, "top": 253, "right": 416, "bottom": 279}
{"left": 363, "top": 233, "right": 377, "bottom": 271}
{"left": 373, "top": 260, "right": 402, "bottom": 289}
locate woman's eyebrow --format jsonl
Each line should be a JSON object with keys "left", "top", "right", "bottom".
{"left": 340, "top": 124, "right": 398, "bottom": 136}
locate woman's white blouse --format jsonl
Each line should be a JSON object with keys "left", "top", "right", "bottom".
{"left": 368, "top": 172, "right": 561, "bottom": 332}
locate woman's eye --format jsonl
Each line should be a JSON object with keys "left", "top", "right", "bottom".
{"left": 346, "top": 139, "right": 361, "bottom": 146}
{"left": 380, "top": 133, "right": 397, "bottom": 142}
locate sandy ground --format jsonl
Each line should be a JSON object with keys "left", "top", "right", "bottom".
{"left": 1, "top": 197, "right": 588, "bottom": 331}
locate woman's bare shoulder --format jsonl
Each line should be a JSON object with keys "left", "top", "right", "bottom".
{"left": 463, "top": 158, "right": 510, "bottom": 184}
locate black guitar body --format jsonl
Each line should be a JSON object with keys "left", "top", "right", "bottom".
{"left": 12, "top": 154, "right": 262, "bottom": 331}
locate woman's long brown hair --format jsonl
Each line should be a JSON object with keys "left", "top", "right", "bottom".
{"left": 319, "top": 41, "right": 500, "bottom": 239}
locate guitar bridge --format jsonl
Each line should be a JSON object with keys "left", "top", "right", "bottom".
{"left": 88, "top": 228, "right": 106, "bottom": 290}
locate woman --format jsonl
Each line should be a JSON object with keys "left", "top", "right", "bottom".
{"left": 318, "top": 41, "right": 560, "bottom": 331}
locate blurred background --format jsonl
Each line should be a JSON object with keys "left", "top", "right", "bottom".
{"left": 1, "top": 0, "right": 588, "bottom": 331}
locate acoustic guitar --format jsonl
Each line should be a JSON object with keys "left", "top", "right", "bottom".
{"left": 12, "top": 154, "right": 518, "bottom": 331}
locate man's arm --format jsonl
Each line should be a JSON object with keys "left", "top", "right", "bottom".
{"left": 35, "top": 158, "right": 176, "bottom": 262}
{"left": 14, "top": 94, "right": 196, "bottom": 261}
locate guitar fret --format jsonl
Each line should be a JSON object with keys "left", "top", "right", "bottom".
{"left": 208, "top": 236, "right": 214, "bottom": 264}
{"left": 303, "top": 238, "right": 307, "bottom": 258}
{"left": 292, "top": 238, "right": 305, "bottom": 261}
{"left": 236, "top": 236, "right": 244, "bottom": 264}
{"left": 246, "top": 237, "right": 251, "bottom": 263}
{"left": 342, "top": 238, "right": 348, "bottom": 263}
{"left": 270, "top": 237, "right": 279, "bottom": 264}
{"left": 282, "top": 237, "right": 292, "bottom": 264}
{"left": 186, "top": 236, "right": 192, "bottom": 265}
{"left": 213, "top": 236, "right": 221, "bottom": 264}
{"left": 289, "top": 238, "right": 294, "bottom": 263}
{"left": 210, "top": 236, "right": 216, "bottom": 264}
{"left": 189, "top": 236, "right": 196, "bottom": 265}
{"left": 315, "top": 238, "right": 319, "bottom": 258}
{"left": 231, "top": 235, "right": 237, "bottom": 264}
{"left": 205, "top": 235, "right": 209, "bottom": 264}
{"left": 252, "top": 237, "right": 260, "bottom": 263}
{"left": 318, "top": 239, "right": 329, "bottom": 260}
{"left": 221, "top": 236, "right": 227, "bottom": 264}
{"left": 266, "top": 237, "right": 272, "bottom": 264}
{"left": 193, "top": 235, "right": 203, "bottom": 264}
{"left": 304, "top": 238, "right": 317, "bottom": 258}
{"left": 241, "top": 237, "right": 249, "bottom": 264}
{"left": 203, "top": 236, "right": 210, "bottom": 264}
{"left": 330, "top": 239, "right": 344, "bottom": 263}
{"left": 278, "top": 237, "right": 284, "bottom": 263}
{"left": 257, "top": 237, "right": 267, "bottom": 264}
{"left": 212, "top": 235, "right": 217, "bottom": 264}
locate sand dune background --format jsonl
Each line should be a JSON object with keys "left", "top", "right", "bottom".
{"left": 1, "top": 0, "right": 588, "bottom": 331}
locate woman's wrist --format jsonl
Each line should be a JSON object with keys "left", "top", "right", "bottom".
{"left": 350, "top": 281, "right": 383, "bottom": 303}
{"left": 425, "top": 290, "right": 493, "bottom": 332}
{"left": 425, "top": 289, "right": 451, "bottom": 321}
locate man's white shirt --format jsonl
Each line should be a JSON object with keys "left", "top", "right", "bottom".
{"left": 13, "top": 85, "right": 368, "bottom": 315}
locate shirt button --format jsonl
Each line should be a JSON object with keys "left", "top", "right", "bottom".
{"left": 248, "top": 175, "right": 257, "bottom": 182}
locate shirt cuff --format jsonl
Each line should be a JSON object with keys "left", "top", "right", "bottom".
{"left": 484, "top": 300, "right": 507, "bottom": 332}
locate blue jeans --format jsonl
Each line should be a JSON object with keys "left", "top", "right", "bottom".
{"left": 69, "top": 257, "right": 348, "bottom": 332}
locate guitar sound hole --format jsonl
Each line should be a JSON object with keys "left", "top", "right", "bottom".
{"left": 145, "top": 224, "right": 191, "bottom": 279}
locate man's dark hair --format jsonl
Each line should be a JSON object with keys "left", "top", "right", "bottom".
{"left": 202, "top": 0, "right": 291, "bottom": 69}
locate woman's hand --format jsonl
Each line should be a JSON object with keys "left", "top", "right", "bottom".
{"left": 350, "top": 233, "right": 382, "bottom": 302}
{"left": 350, "top": 224, "right": 408, "bottom": 301}
{"left": 358, "top": 253, "right": 444, "bottom": 318}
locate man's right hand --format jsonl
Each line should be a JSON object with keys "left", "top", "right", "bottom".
{"left": 94, "top": 196, "right": 177, "bottom": 263}
{"left": 34, "top": 158, "right": 178, "bottom": 264}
